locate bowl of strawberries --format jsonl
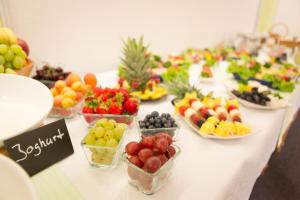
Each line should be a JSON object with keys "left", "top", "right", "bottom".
{"left": 122, "top": 133, "right": 180, "bottom": 195}
{"left": 79, "top": 87, "right": 140, "bottom": 127}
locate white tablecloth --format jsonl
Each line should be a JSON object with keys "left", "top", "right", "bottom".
{"left": 52, "top": 63, "right": 299, "bottom": 200}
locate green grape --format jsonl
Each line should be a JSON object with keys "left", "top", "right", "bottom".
{"left": 4, "top": 50, "right": 14, "bottom": 61}
{"left": 5, "top": 68, "right": 16, "bottom": 74}
{"left": 94, "top": 127, "right": 105, "bottom": 138}
{"left": 106, "top": 119, "right": 116, "bottom": 129}
{"left": 5, "top": 62, "right": 12, "bottom": 69}
{"left": 104, "top": 129, "right": 114, "bottom": 140}
{"left": 11, "top": 44, "right": 22, "bottom": 54}
{"left": 0, "top": 65, "right": 4, "bottom": 73}
{"left": 106, "top": 138, "right": 118, "bottom": 147}
{"left": 88, "top": 127, "right": 97, "bottom": 135}
{"left": 96, "top": 118, "right": 108, "bottom": 127}
{"left": 13, "top": 55, "right": 25, "bottom": 69}
{"left": 95, "top": 138, "right": 106, "bottom": 146}
{"left": 113, "top": 126, "right": 124, "bottom": 140}
{"left": 0, "top": 44, "right": 8, "bottom": 54}
{"left": 18, "top": 50, "right": 26, "bottom": 59}
{"left": 84, "top": 134, "right": 96, "bottom": 145}
{"left": 0, "top": 55, "right": 5, "bottom": 65}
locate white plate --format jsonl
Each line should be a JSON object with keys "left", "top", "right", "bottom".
{"left": 0, "top": 155, "right": 37, "bottom": 200}
{"left": 0, "top": 74, "right": 53, "bottom": 141}
{"left": 180, "top": 116, "right": 251, "bottom": 140}
{"left": 224, "top": 80, "right": 290, "bottom": 110}
{"left": 198, "top": 77, "right": 215, "bottom": 83}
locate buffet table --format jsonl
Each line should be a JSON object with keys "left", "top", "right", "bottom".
{"left": 38, "top": 63, "right": 299, "bottom": 200}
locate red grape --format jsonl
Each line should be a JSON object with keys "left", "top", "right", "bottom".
{"left": 154, "top": 137, "right": 169, "bottom": 153}
{"left": 157, "top": 154, "right": 168, "bottom": 165}
{"left": 125, "top": 142, "right": 141, "bottom": 156}
{"left": 138, "top": 148, "right": 154, "bottom": 162}
{"left": 140, "top": 136, "right": 155, "bottom": 148}
{"left": 128, "top": 156, "right": 143, "bottom": 168}
{"left": 155, "top": 132, "right": 172, "bottom": 145}
{"left": 165, "top": 145, "right": 176, "bottom": 158}
{"left": 144, "top": 156, "right": 161, "bottom": 173}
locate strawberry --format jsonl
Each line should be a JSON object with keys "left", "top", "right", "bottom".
{"left": 108, "top": 102, "right": 122, "bottom": 114}
{"left": 227, "top": 105, "right": 237, "bottom": 112}
{"left": 82, "top": 106, "right": 94, "bottom": 114}
{"left": 96, "top": 107, "right": 108, "bottom": 114}
{"left": 232, "top": 115, "right": 242, "bottom": 122}
{"left": 93, "top": 87, "right": 103, "bottom": 97}
{"left": 218, "top": 113, "right": 227, "bottom": 121}
{"left": 123, "top": 98, "right": 138, "bottom": 114}
{"left": 191, "top": 114, "right": 201, "bottom": 124}
{"left": 200, "top": 108, "right": 210, "bottom": 119}
{"left": 118, "top": 88, "right": 129, "bottom": 102}
{"left": 101, "top": 94, "right": 108, "bottom": 101}
{"left": 179, "top": 106, "right": 188, "bottom": 116}
{"left": 131, "top": 81, "right": 139, "bottom": 90}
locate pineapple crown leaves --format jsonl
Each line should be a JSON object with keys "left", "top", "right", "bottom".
{"left": 120, "top": 36, "right": 151, "bottom": 91}
{"left": 164, "top": 75, "right": 204, "bottom": 100}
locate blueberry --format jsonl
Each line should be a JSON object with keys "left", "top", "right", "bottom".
{"left": 145, "top": 114, "right": 151, "bottom": 120}
{"left": 172, "top": 122, "right": 177, "bottom": 127}
{"left": 161, "top": 113, "right": 166, "bottom": 118}
{"left": 155, "top": 118, "right": 161, "bottom": 123}
{"left": 151, "top": 111, "right": 159, "bottom": 117}
{"left": 149, "top": 125, "right": 155, "bottom": 129}
{"left": 161, "top": 117, "right": 167, "bottom": 123}
{"left": 155, "top": 123, "right": 161, "bottom": 128}
{"left": 165, "top": 113, "right": 171, "bottom": 119}
{"left": 149, "top": 118, "right": 155, "bottom": 124}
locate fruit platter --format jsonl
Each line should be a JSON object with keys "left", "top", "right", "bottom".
{"left": 80, "top": 86, "right": 139, "bottom": 126}
{"left": 228, "top": 80, "right": 289, "bottom": 110}
{"left": 227, "top": 58, "right": 299, "bottom": 92}
{"left": 174, "top": 92, "right": 252, "bottom": 139}
{"left": 32, "top": 63, "right": 70, "bottom": 88}
{"left": 198, "top": 65, "right": 214, "bottom": 83}
{"left": 122, "top": 133, "right": 180, "bottom": 194}
{"left": 49, "top": 72, "right": 97, "bottom": 118}
{"left": 118, "top": 37, "right": 167, "bottom": 101}
{"left": 137, "top": 111, "right": 180, "bottom": 138}
{"left": 0, "top": 25, "right": 32, "bottom": 75}
{"left": 81, "top": 118, "right": 127, "bottom": 168}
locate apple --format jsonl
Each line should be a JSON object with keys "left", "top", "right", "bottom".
{"left": 17, "top": 38, "right": 30, "bottom": 56}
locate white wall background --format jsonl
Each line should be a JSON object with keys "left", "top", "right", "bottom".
{"left": 275, "top": 0, "right": 300, "bottom": 37}
{"left": 3, "top": 0, "right": 261, "bottom": 73}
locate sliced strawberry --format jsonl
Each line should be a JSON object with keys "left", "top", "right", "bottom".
{"left": 189, "top": 98, "right": 197, "bottom": 105}
{"left": 101, "top": 94, "right": 108, "bottom": 102}
{"left": 227, "top": 105, "right": 237, "bottom": 112}
{"left": 199, "top": 107, "right": 210, "bottom": 118}
{"left": 93, "top": 87, "right": 103, "bottom": 97}
{"left": 218, "top": 113, "right": 227, "bottom": 121}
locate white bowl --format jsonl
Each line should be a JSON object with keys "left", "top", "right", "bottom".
{"left": 0, "top": 155, "right": 37, "bottom": 200}
{"left": 0, "top": 74, "right": 53, "bottom": 141}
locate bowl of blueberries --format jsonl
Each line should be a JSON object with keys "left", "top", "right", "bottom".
{"left": 137, "top": 111, "right": 180, "bottom": 139}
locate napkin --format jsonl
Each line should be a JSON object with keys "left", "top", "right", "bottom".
{"left": 31, "top": 165, "right": 83, "bottom": 200}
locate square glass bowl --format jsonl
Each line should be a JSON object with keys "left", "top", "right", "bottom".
{"left": 121, "top": 145, "right": 180, "bottom": 195}
{"left": 79, "top": 112, "right": 137, "bottom": 128}
{"left": 81, "top": 125, "right": 128, "bottom": 169}
{"left": 49, "top": 101, "right": 83, "bottom": 119}
{"left": 137, "top": 115, "right": 180, "bottom": 139}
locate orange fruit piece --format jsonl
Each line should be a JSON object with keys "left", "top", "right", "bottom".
{"left": 84, "top": 73, "right": 97, "bottom": 88}
{"left": 66, "top": 73, "right": 81, "bottom": 86}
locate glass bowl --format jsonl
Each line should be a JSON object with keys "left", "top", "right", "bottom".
{"left": 81, "top": 125, "right": 128, "bottom": 169}
{"left": 48, "top": 101, "right": 83, "bottom": 119}
{"left": 121, "top": 145, "right": 180, "bottom": 195}
{"left": 79, "top": 112, "right": 137, "bottom": 128}
{"left": 137, "top": 115, "right": 180, "bottom": 139}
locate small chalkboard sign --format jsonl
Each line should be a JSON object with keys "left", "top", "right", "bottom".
{"left": 4, "top": 119, "right": 74, "bottom": 176}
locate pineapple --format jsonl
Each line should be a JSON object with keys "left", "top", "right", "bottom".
{"left": 164, "top": 74, "right": 204, "bottom": 100}
{"left": 120, "top": 36, "right": 150, "bottom": 91}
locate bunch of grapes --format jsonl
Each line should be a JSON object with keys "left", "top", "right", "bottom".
{"left": 0, "top": 43, "right": 27, "bottom": 74}
{"left": 83, "top": 118, "right": 127, "bottom": 165}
